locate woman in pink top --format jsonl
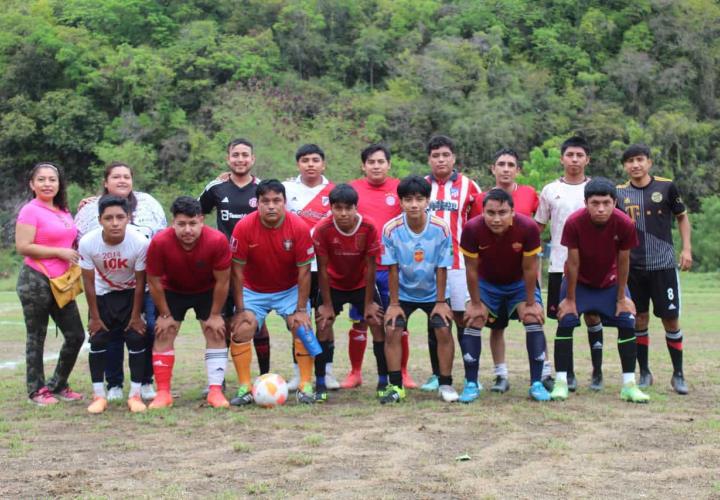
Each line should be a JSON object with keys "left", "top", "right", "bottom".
{"left": 15, "top": 163, "right": 85, "bottom": 406}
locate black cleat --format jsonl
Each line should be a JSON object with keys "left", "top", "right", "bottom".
{"left": 567, "top": 373, "right": 578, "bottom": 392}
{"left": 541, "top": 375, "right": 555, "bottom": 392}
{"left": 638, "top": 369, "right": 654, "bottom": 388}
{"left": 490, "top": 376, "right": 510, "bottom": 393}
{"left": 671, "top": 372, "right": 688, "bottom": 395}
{"left": 589, "top": 371, "right": 603, "bottom": 391}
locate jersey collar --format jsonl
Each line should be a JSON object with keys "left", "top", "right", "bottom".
{"left": 294, "top": 174, "right": 329, "bottom": 186}
{"left": 428, "top": 170, "right": 459, "bottom": 183}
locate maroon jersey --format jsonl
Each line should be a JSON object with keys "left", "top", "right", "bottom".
{"left": 313, "top": 215, "right": 381, "bottom": 291}
{"left": 561, "top": 208, "right": 639, "bottom": 288}
{"left": 146, "top": 226, "right": 231, "bottom": 294}
{"left": 231, "top": 211, "right": 315, "bottom": 293}
{"left": 460, "top": 213, "right": 542, "bottom": 285}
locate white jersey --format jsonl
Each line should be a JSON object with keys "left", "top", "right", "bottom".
{"left": 75, "top": 191, "right": 167, "bottom": 240}
{"left": 79, "top": 227, "right": 149, "bottom": 296}
{"left": 534, "top": 177, "right": 589, "bottom": 273}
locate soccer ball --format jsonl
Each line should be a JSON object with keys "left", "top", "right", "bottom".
{"left": 252, "top": 373, "right": 288, "bottom": 408}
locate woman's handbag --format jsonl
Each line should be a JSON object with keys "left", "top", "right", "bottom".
{"left": 34, "top": 260, "right": 84, "bottom": 308}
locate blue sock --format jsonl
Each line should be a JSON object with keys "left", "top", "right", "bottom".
{"left": 461, "top": 327, "right": 482, "bottom": 384}
{"left": 525, "top": 323, "right": 546, "bottom": 383}
{"left": 316, "top": 376, "right": 326, "bottom": 387}
{"left": 377, "top": 374, "right": 388, "bottom": 385}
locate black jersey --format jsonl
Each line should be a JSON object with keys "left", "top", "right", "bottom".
{"left": 198, "top": 176, "right": 260, "bottom": 239}
{"left": 617, "top": 176, "right": 686, "bottom": 271}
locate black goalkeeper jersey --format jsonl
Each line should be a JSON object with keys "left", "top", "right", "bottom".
{"left": 199, "top": 176, "right": 260, "bottom": 239}
{"left": 617, "top": 176, "right": 686, "bottom": 271}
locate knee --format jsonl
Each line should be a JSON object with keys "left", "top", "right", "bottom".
{"left": 124, "top": 330, "right": 146, "bottom": 352}
{"left": 232, "top": 322, "right": 257, "bottom": 344}
{"left": 89, "top": 330, "right": 111, "bottom": 351}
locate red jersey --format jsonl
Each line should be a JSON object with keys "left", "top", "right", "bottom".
{"left": 460, "top": 214, "right": 542, "bottom": 285}
{"left": 475, "top": 184, "right": 539, "bottom": 217}
{"left": 231, "top": 211, "right": 315, "bottom": 293}
{"left": 426, "top": 171, "right": 482, "bottom": 269}
{"left": 146, "top": 226, "right": 231, "bottom": 294}
{"left": 349, "top": 177, "right": 401, "bottom": 269}
{"left": 561, "top": 208, "right": 639, "bottom": 289}
{"left": 313, "top": 215, "right": 381, "bottom": 291}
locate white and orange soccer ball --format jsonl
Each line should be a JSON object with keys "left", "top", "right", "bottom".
{"left": 252, "top": 373, "right": 289, "bottom": 408}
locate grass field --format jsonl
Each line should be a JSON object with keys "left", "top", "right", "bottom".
{"left": 1, "top": 272, "right": 719, "bottom": 498}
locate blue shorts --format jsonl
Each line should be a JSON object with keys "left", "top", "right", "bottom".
{"left": 558, "top": 280, "right": 635, "bottom": 329}
{"left": 349, "top": 270, "right": 389, "bottom": 322}
{"left": 243, "top": 286, "right": 310, "bottom": 330}
{"left": 479, "top": 279, "right": 543, "bottom": 329}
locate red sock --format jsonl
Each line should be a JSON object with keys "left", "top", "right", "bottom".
{"left": 152, "top": 350, "right": 175, "bottom": 392}
{"left": 401, "top": 330, "right": 410, "bottom": 371}
{"left": 348, "top": 323, "right": 367, "bottom": 372}
{"left": 636, "top": 335, "right": 650, "bottom": 346}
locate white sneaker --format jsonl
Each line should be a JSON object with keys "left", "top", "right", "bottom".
{"left": 140, "top": 384, "right": 156, "bottom": 400}
{"left": 438, "top": 385, "right": 459, "bottom": 403}
{"left": 325, "top": 373, "right": 340, "bottom": 390}
{"left": 107, "top": 387, "right": 124, "bottom": 401}
{"left": 287, "top": 374, "right": 300, "bottom": 391}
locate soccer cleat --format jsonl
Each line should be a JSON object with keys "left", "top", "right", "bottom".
{"left": 567, "top": 372, "right": 578, "bottom": 392}
{"left": 621, "top": 381, "right": 650, "bottom": 403}
{"left": 420, "top": 375, "right": 439, "bottom": 392}
{"left": 229, "top": 385, "right": 254, "bottom": 406}
{"left": 314, "top": 387, "right": 328, "bottom": 403}
{"left": 458, "top": 381, "right": 481, "bottom": 404}
{"left": 550, "top": 379, "right": 569, "bottom": 401}
{"left": 490, "top": 376, "right": 510, "bottom": 393}
{"left": 590, "top": 371, "right": 603, "bottom": 391}
{"left": 148, "top": 390, "right": 173, "bottom": 409}
{"left": 671, "top": 372, "right": 689, "bottom": 395}
{"left": 140, "top": 384, "right": 157, "bottom": 400}
{"left": 54, "top": 386, "right": 84, "bottom": 401}
{"left": 296, "top": 383, "right": 315, "bottom": 405}
{"left": 325, "top": 373, "right": 340, "bottom": 390}
{"left": 29, "top": 387, "right": 59, "bottom": 406}
{"left": 87, "top": 396, "right": 108, "bottom": 414}
{"left": 107, "top": 386, "right": 124, "bottom": 402}
{"left": 287, "top": 374, "right": 300, "bottom": 391}
{"left": 638, "top": 369, "right": 654, "bottom": 388}
{"left": 541, "top": 375, "right": 555, "bottom": 392}
{"left": 127, "top": 395, "right": 147, "bottom": 413}
{"left": 379, "top": 384, "right": 406, "bottom": 404}
{"left": 340, "top": 370, "right": 362, "bottom": 389}
{"left": 529, "top": 381, "right": 551, "bottom": 401}
{"left": 401, "top": 370, "right": 418, "bottom": 389}
{"left": 201, "top": 380, "right": 226, "bottom": 398}
{"left": 438, "top": 385, "right": 459, "bottom": 402}
{"left": 207, "top": 387, "right": 230, "bottom": 408}
{"left": 376, "top": 383, "right": 389, "bottom": 398}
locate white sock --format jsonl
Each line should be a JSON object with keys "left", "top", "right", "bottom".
{"left": 556, "top": 371, "right": 568, "bottom": 383}
{"left": 542, "top": 360, "right": 553, "bottom": 377}
{"left": 494, "top": 363, "right": 508, "bottom": 377}
{"left": 293, "top": 363, "right": 300, "bottom": 379}
{"left": 622, "top": 372, "right": 635, "bottom": 385}
{"left": 206, "top": 348, "right": 228, "bottom": 387}
{"left": 129, "top": 382, "right": 142, "bottom": 398}
{"left": 326, "top": 362, "right": 333, "bottom": 375}
{"left": 93, "top": 383, "right": 105, "bottom": 398}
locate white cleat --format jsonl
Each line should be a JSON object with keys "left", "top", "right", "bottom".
{"left": 107, "top": 386, "right": 124, "bottom": 402}
{"left": 140, "top": 384, "right": 157, "bottom": 400}
{"left": 438, "top": 385, "right": 459, "bottom": 403}
{"left": 325, "top": 373, "right": 340, "bottom": 390}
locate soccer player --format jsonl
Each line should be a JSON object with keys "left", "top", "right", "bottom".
{"left": 617, "top": 144, "right": 692, "bottom": 394}
{"left": 424, "top": 135, "right": 482, "bottom": 398}
{"left": 283, "top": 144, "right": 338, "bottom": 391}
{"left": 460, "top": 188, "right": 551, "bottom": 402}
{"left": 549, "top": 178, "right": 649, "bottom": 403}
{"left": 80, "top": 195, "right": 149, "bottom": 413}
{"left": 199, "top": 138, "right": 270, "bottom": 382}
{"left": 535, "top": 136, "right": 602, "bottom": 391}
{"left": 476, "top": 148, "right": 540, "bottom": 394}
{"left": 229, "top": 180, "right": 316, "bottom": 405}
{"left": 381, "top": 175, "right": 457, "bottom": 403}
{"left": 145, "top": 196, "right": 232, "bottom": 409}
{"left": 313, "top": 184, "right": 386, "bottom": 401}
{"left": 344, "top": 144, "right": 409, "bottom": 388}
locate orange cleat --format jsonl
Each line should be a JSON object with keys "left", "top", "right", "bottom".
{"left": 127, "top": 395, "right": 147, "bottom": 413}
{"left": 87, "top": 396, "right": 108, "bottom": 414}
{"left": 207, "top": 386, "right": 230, "bottom": 408}
{"left": 340, "top": 370, "right": 363, "bottom": 389}
{"left": 402, "top": 370, "right": 418, "bottom": 389}
{"left": 148, "top": 390, "right": 173, "bottom": 409}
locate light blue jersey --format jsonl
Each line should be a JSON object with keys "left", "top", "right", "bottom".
{"left": 381, "top": 214, "right": 453, "bottom": 303}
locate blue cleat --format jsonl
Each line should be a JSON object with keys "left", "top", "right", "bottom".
{"left": 458, "top": 380, "right": 481, "bottom": 403}
{"left": 529, "top": 381, "right": 551, "bottom": 401}
{"left": 420, "top": 375, "right": 439, "bottom": 392}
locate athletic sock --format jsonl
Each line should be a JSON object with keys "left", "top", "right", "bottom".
{"left": 553, "top": 327, "right": 574, "bottom": 374}
{"left": 129, "top": 381, "right": 142, "bottom": 398}
{"left": 348, "top": 323, "right": 367, "bottom": 372}
{"left": 456, "top": 325, "right": 465, "bottom": 348}
{"left": 128, "top": 346, "right": 146, "bottom": 385}
{"left": 314, "top": 341, "right": 331, "bottom": 380}
{"left": 617, "top": 328, "right": 638, "bottom": 375}
{"left": 494, "top": 363, "right": 508, "bottom": 378}
{"left": 556, "top": 371, "right": 568, "bottom": 383}
{"left": 254, "top": 336, "right": 270, "bottom": 375}
{"left": 427, "top": 327, "right": 440, "bottom": 376}
{"left": 665, "top": 330, "right": 683, "bottom": 374}
{"left": 206, "top": 348, "right": 228, "bottom": 387}
{"left": 152, "top": 350, "right": 175, "bottom": 392}
{"left": 525, "top": 323, "right": 547, "bottom": 383}
{"left": 461, "top": 327, "right": 482, "bottom": 384}
{"left": 295, "top": 338, "right": 314, "bottom": 387}
{"left": 92, "top": 382, "right": 105, "bottom": 398}
{"left": 542, "top": 360, "right": 553, "bottom": 378}
{"left": 88, "top": 348, "right": 106, "bottom": 385}
{"left": 401, "top": 330, "right": 410, "bottom": 372}
{"left": 438, "top": 375, "right": 452, "bottom": 386}
{"left": 622, "top": 372, "right": 635, "bottom": 385}
{"left": 373, "top": 341, "right": 388, "bottom": 380}
{"left": 326, "top": 342, "right": 335, "bottom": 365}
{"left": 635, "top": 329, "right": 649, "bottom": 371}
{"left": 389, "top": 370, "right": 403, "bottom": 388}
{"left": 230, "top": 341, "right": 252, "bottom": 387}
{"left": 587, "top": 322, "right": 603, "bottom": 375}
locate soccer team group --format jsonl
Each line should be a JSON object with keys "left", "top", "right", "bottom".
{"left": 16, "top": 134, "right": 692, "bottom": 412}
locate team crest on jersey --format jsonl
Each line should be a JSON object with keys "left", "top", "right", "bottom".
{"left": 512, "top": 242, "right": 522, "bottom": 252}
{"left": 651, "top": 192, "right": 663, "bottom": 203}
{"left": 322, "top": 196, "right": 329, "bottom": 206}
{"left": 230, "top": 237, "right": 238, "bottom": 252}
{"left": 624, "top": 197, "right": 631, "bottom": 205}
{"left": 249, "top": 197, "right": 257, "bottom": 208}
{"left": 283, "top": 239, "right": 293, "bottom": 251}
{"left": 355, "top": 233, "right": 366, "bottom": 250}
{"left": 450, "top": 188, "right": 459, "bottom": 199}
{"left": 414, "top": 248, "right": 425, "bottom": 262}
{"left": 385, "top": 194, "right": 396, "bottom": 206}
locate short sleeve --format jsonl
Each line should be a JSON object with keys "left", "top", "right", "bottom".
{"left": 522, "top": 220, "right": 542, "bottom": 256}
{"left": 213, "top": 235, "right": 232, "bottom": 271}
{"left": 17, "top": 203, "right": 38, "bottom": 227}
{"left": 534, "top": 186, "right": 551, "bottom": 225}
{"left": 468, "top": 192, "right": 484, "bottom": 219}
{"left": 438, "top": 230, "right": 453, "bottom": 268}
{"left": 294, "top": 222, "right": 315, "bottom": 267}
{"left": 135, "top": 239, "right": 149, "bottom": 272}
{"left": 366, "top": 224, "right": 382, "bottom": 257}
{"left": 619, "top": 216, "right": 640, "bottom": 250}
{"left": 530, "top": 189, "right": 540, "bottom": 215}
{"left": 198, "top": 182, "right": 216, "bottom": 215}
{"left": 74, "top": 202, "right": 99, "bottom": 239}
{"left": 312, "top": 224, "right": 328, "bottom": 257}
{"left": 668, "top": 182, "right": 687, "bottom": 216}
{"left": 78, "top": 236, "right": 95, "bottom": 271}
{"left": 381, "top": 231, "right": 397, "bottom": 266}
{"left": 230, "top": 219, "right": 248, "bottom": 263}
{"left": 459, "top": 219, "right": 479, "bottom": 258}
{"left": 560, "top": 217, "right": 579, "bottom": 249}
{"left": 145, "top": 239, "right": 165, "bottom": 277}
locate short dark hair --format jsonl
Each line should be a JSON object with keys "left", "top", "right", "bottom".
{"left": 171, "top": 196, "right": 203, "bottom": 217}
{"left": 584, "top": 177, "right": 616, "bottom": 201}
{"left": 361, "top": 143, "right": 391, "bottom": 163}
{"left": 256, "top": 179, "right": 286, "bottom": 200}
{"left": 482, "top": 188, "right": 514, "bottom": 208}
{"left": 427, "top": 135, "right": 455, "bottom": 155}
{"left": 329, "top": 184, "right": 358, "bottom": 206}
{"left": 98, "top": 195, "right": 130, "bottom": 216}
{"left": 295, "top": 144, "right": 325, "bottom": 162}
{"left": 227, "top": 138, "right": 253, "bottom": 153}
{"left": 397, "top": 174, "right": 431, "bottom": 199}
{"left": 621, "top": 144, "right": 651, "bottom": 163}
{"left": 492, "top": 148, "right": 521, "bottom": 167}
{"left": 561, "top": 136, "right": 591, "bottom": 156}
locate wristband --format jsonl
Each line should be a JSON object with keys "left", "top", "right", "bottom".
{"left": 389, "top": 302, "right": 401, "bottom": 307}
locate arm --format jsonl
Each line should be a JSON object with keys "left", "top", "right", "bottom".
{"left": 557, "top": 248, "right": 579, "bottom": 320}
{"left": 147, "top": 273, "right": 179, "bottom": 338}
{"left": 430, "top": 267, "right": 453, "bottom": 325}
{"left": 363, "top": 257, "right": 383, "bottom": 326}
{"left": 463, "top": 254, "right": 488, "bottom": 327}
{"left": 677, "top": 213, "right": 692, "bottom": 271}
{"left": 316, "top": 255, "right": 335, "bottom": 331}
{"left": 81, "top": 268, "right": 106, "bottom": 335}
{"left": 127, "top": 271, "right": 147, "bottom": 334}
{"left": 15, "top": 223, "right": 79, "bottom": 263}
{"left": 288, "top": 264, "right": 312, "bottom": 330}
{"left": 384, "top": 264, "right": 405, "bottom": 327}
{"left": 536, "top": 222, "right": 546, "bottom": 233}
{"left": 615, "top": 249, "right": 636, "bottom": 316}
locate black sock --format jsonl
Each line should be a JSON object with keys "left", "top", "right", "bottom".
{"left": 588, "top": 323, "right": 603, "bottom": 375}
{"left": 617, "top": 328, "right": 637, "bottom": 374}
{"left": 438, "top": 375, "right": 452, "bottom": 386}
{"left": 525, "top": 323, "right": 546, "bottom": 383}
{"left": 326, "top": 340, "right": 335, "bottom": 364}
{"left": 389, "top": 370, "right": 402, "bottom": 388}
{"left": 427, "top": 325, "right": 439, "bottom": 376}
{"left": 88, "top": 349, "right": 106, "bottom": 384}
{"left": 665, "top": 330, "right": 683, "bottom": 374}
{"left": 456, "top": 325, "right": 464, "bottom": 346}
{"left": 373, "top": 341, "right": 388, "bottom": 380}
{"left": 554, "top": 326, "right": 574, "bottom": 373}
{"left": 314, "top": 341, "right": 331, "bottom": 378}
{"left": 254, "top": 336, "right": 270, "bottom": 375}
{"left": 635, "top": 329, "right": 649, "bottom": 372}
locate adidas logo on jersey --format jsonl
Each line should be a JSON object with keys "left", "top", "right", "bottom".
{"left": 221, "top": 197, "right": 229, "bottom": 203}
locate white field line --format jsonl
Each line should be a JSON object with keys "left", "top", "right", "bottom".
{"left": 0, "top": 332, "right": 89, "bottom": 370}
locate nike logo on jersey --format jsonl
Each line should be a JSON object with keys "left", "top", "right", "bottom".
{"left": 249, "top": 243, "right": 259, "bottom": 248}
{"left": 479, "top": 245, "right": 490, "bottom": 250}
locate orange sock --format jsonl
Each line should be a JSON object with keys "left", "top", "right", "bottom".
{"left": 294, "top": 337, "right": 314, "bottom": 387}
{"left": 152, "top": 350, "right": 175, "bottom": 392}
{"left": 230, "top": 341, "right": 252, "bottom": 387}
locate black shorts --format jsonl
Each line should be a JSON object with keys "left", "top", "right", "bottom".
{"left": 97, "top": 289, "right": 135, "bottom": 332}
{"left": 166, "top": 289, "right": 213, "bottom": 322}
{"left": 390, "top": 300, "right": 449, "bottom": 330}
{"left": 222, "top": 289, "right": 235, "bottom": 318}
{"left": 317, "top": 287, "right": 382, "bottom": 316}
{"left": 310, "top": 272, "right": 320, "bottom": 309}
{"left": 628, "top": 268, "right": 680, "bottom": 319}
{"left": 546, "top": 272, "right": 563, "bottom": 320}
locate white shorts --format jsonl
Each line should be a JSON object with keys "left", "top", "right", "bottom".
{"left": 448, "top": 269, "right": 470, "bottom": 312}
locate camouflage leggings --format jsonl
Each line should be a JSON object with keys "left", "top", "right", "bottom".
{"left": 16, "top": 265, "right": 85, "bottom": 396}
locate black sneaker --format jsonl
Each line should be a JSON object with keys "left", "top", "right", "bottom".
{"left": 638, "top": 369, "right": 653, "bottom": 388}
{"left": 490, "top": 376, "right": 510, "bottom": 393}
{"left": 229, "top": 385, "right": 254, "bottom": 406}
{"left": 296, "top": 383, "right": 315, "bottom": 405}
{"left": 314, "top": 385, "right": 328, "bottom": 403}
{"left": 671, "top": 372, "right": 688, "bottom": 395}
{"left": 590, "top": 371, "right": 603, "bottom": 391}
{"left": 379, "top": 384, "right": 405, "bottom": 404}
{"left": 541, "top": 375, "right": 555, "bottom": 392}
{"left": 567, "top": 373, "right": 578, "bottom": 392}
